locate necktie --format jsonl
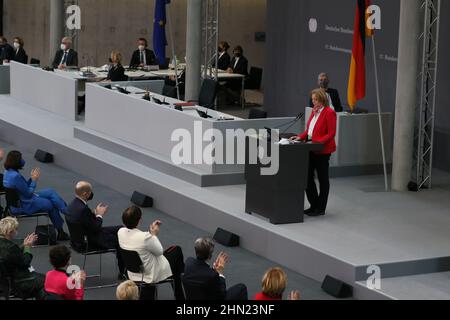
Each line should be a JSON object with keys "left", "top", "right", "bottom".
{"left": 140, "top": 51, "right": 144, "bottom": 65}
{"left": 62, "top": 51, "right": 68, "bottom": 64}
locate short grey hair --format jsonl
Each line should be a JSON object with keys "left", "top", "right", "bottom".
{"left": 62, "top": 36, "right": 73, "bottom": 44}
{"left": 0, "top": 217, "right": 19, "bottom": 237}
{"left": 194, "top": 237, "right": 215, "bottom": 261}
{"left": 318, "top": 72, "right": 328, "bottom": 79}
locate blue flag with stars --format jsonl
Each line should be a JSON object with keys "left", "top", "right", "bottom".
{"left": 153, "top": 0, "right": 170, "bottom": 66}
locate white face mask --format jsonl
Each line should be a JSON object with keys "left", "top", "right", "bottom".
{"left": 61, "top": 44, "right": 67, "bottom": 51}
{"left": 13, "top": 42, "right": 20, "bottom": 49}
{"left": 138, "top": 45, "right": 145, "bottom": 51}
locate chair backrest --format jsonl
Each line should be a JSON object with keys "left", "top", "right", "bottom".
{"left": 181, "top": 276, "right": 209, "bottom": 300}
{"left": 64, "top": 217, "right": 87, "bottom": 252}
{"left": 119, "top": 248, "right": 144, "bottom": 274}
{"left": 163, "top": 85, "right": 178, "bottom": 99}
{"left": 198, "top": 79, "right": 218, "bottom": 108}
{"left": 248, "top": 108, "right": 267, "bottom": 119}
{"left": 30, "top": 58, "right": 40, "bottom": 65}
{"left": 246, "top": 67, "right": 263, "bottom": 90}
{"left": 4, "top": 188, "right": 21, "bottom": 209}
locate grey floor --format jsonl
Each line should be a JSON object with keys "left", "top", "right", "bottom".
{"left": 0, "top": 141, "right": 336, "bottom": 300}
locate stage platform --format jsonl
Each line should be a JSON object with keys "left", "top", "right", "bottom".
{"left": 1, "top": 94, "right": 450, "bottom": 300}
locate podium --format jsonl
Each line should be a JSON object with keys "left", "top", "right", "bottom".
{"left": 245, "top": 137, "right": 323, "bottom": 224}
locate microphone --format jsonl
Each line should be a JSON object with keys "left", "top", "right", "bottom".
{"left": 264, "top": 112, "right": 305, "bottom": 139}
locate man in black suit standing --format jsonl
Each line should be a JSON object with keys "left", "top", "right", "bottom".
{"left": 309, "top": 73, "right": 343, "bottom": 112}
{"left": 52, "top": 37, "right": 78, "bottom": 69}
{"left": 182, "top": 237, "right": 247, "bottom": 300}
{"left": 129, "top": 38, "right": 157, "bottom": 68}
{"left": 65, "top": 181, "right": 124, "bottom": 276}
{"left": 0, "top": 36, "right": 14, "bottom": 64}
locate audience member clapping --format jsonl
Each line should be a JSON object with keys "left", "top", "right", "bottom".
{"left": 254, "top": 267, "right": 300, "bottom": 300}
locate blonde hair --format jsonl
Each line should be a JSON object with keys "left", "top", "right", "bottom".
{"left": 116, "top": 280, "right": 139, "bottom": 300}
{"left": 261, "top": 267, "right": 287, "bottom": 298}
{"left": 311, "top": 88, "right": 329, "bottom": 107}
{"left": 111, "top": 51, "right": 122, "bottom": 65}
{"left": 0, "top": 217, "right": 19, "bottom": 237}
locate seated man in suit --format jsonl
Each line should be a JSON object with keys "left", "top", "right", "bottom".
{"left": 52, "top": 37, "right": 78, "bottom": 69}
{"left": 0, "top": 36, "right": 14, "bottom": 64}
{"left": 182, "top": 237, "right": 247, "bottom": 300}
{"left": 65, "top": 181, "right": 124, "bottom": 276}
{"left": 11, "top": 37, "right": 28, "bottom": 64}
{"left": 214, "top": 41, "right": 231, "bottom": 71}
{"left": 129, "top": 38, "right": 157, "bottom": 68}
{"left": 224, "top": 45, "right": 249, "bottom": 105}
{"left": 309, "top": 73, "right": 343, "bottom": 112}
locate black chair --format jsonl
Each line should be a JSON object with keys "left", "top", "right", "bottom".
{"left": 119, "top": 248, "right": 176, "bottom": 300}
{"left": 0, "top": 258, "right": 12, "bottom": 300}
{"left": 3, "top": 188, "right": 50, "bottom": 246}
{"left": 245, "top": 67, "right": 263, "bottom": 91}
{"left": 181, "top": 277, "right": 208, "bottom": 300}
{"left": 162, "top": 85, "right": 178, "bottom": 99}
{"left": 30, "top": 58, "right": 40, "bottom": 66}
{"left": 197, "top": 79, "right": 219, "bottom": 109}
{"left": 65, "top": 218, "right": 117, "bottom": 290}
{"left": 248, "top": 109, "right": 267, "bottom": 119}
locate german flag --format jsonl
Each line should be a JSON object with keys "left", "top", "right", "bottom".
{"left": 347, "top": 0, "right": 374, "bottom": 110}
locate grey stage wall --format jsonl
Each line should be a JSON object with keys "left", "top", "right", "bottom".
{"left": 265, "top": 0, "right": 450, "bottom": 172}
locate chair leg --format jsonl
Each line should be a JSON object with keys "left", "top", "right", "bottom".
{"left": 99, "top": 254, "right": 102, "bottom": 277}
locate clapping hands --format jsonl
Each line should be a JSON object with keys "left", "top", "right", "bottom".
{"left": 213, "top": 251, "right": 229, "bottom": 275}
{"left": 23, "top": 233, "right": 38, "bottom": 248}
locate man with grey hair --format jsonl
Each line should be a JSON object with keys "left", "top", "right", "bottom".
{"left": 52, "top": 36, "right": 78, "bottom": 69}
{"left": 309, "top": 72, "right": 343, "bottom": 112}
{"left": 182, "top": 237, "right": 248, "bottom": 300}
{"left": 65, "top": 181, "right": 124, "bottom": 276}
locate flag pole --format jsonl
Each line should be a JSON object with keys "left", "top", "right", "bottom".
{"left": 166, "top": 2, "right": 180, "bottom": 100}
{"left": 371, "top": 34, "right": 389, "bottom": 191}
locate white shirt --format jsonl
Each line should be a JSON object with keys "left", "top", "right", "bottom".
{"left": 308, "top": 107, "right": 324, "bottom": 140}
{"left": 59, "top": 50, "right": 69, "bottom": 65}
{"left": 326, "top": 93, "right": 335, "bottom": 111}
{"left": 233, "top": 57, "right": 240, "bottom": 69}
{"left": 139, "top": 50, "right": 147, "bottom": 66}
{"left": 118, "top": 228, "right": 172, "bottom": 284}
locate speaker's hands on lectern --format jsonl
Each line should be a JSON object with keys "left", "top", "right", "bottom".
{"left": 289, "top": 136, "right": 301, "bottom": 142}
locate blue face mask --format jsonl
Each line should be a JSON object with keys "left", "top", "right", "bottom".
{"left": 20, "top": 159, "right": 26, "bottom": 168}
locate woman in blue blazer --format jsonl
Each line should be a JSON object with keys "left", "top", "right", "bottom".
{"left": 3, "top": 151, "right": 70, "bottom": 241}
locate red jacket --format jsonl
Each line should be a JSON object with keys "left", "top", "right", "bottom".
{"left": 298, "top": 106, "right": 337, "bottom": 155}
{"left": 44, "top": 270, "right": 84, "bottom": 300}
{"left": 254, "top": 292, "right": 282, "bottom": 301}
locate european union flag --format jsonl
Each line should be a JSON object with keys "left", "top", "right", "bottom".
{"left": 153, "top": 0, "right": 170, "bottom": 66}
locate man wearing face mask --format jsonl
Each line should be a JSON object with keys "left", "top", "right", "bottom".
{"left": 51, "top": 37, "right": 78, "bottom": 69}
{"left": 214, "top": 41, "right": 231, "bottom": 71}
{"left": 65, "top": 181, "right": 125, "bottom": 277}
{"left": 11, "top": 37, "right": 28, "bottom": 64}
{"left": 227, "top": 45, "right": 248, "bottom": 76}
{"left": 309, "top": 73, "right": 343, "bottom": 113}
{"left": 129, "top": 38, "right": 157, "bottom": 69}
{"left": 0, "top": 36, "right": 14, "bottom": 64}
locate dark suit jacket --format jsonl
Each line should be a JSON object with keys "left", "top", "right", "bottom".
{"left": 52, "top": 49, "right": 78, "bottom": 69}
{"left": 0, "top": 44, "right": 14, "bottom": 62}
{"left": 229, "top": 56, "right": 248, "bottom": 76}
{"left": 216, "top": 52, "right": 230, "bottom": 71}
{"left": 107, "top": 64, "right": 127, "bottom": 82}
{"left": 182, "top": 257, "right": 226, "bottom": 300}
{"left": 130, "top": 49, "right": 157, "bottom": 68}
{"left": 12, "top": 48, "right": 28, "bottom": 64}
{"left": 309, "top": 88, "right": 343, "bottom": 113}
{"left": 65, "top": 198, "right": 105, "bottom": 250}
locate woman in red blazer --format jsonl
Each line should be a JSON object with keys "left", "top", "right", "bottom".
{"left": 291, "top": 89, "right": 337, "bottom": 216}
